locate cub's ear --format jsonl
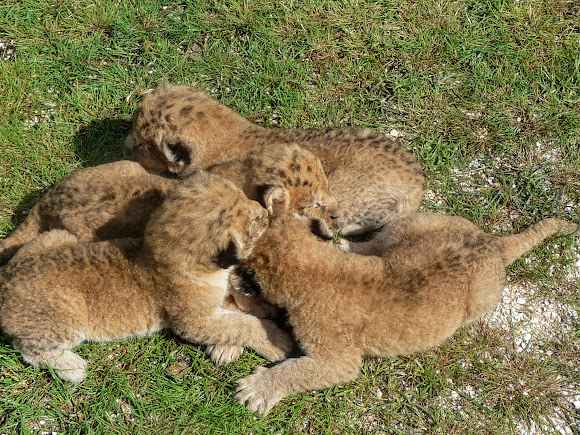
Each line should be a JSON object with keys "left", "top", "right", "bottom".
{"left": 215, "top": 237, "right": 243, "bottom": 269}
{"left": 264, "top": 186, "right": 290, "bottom": 215}
{"left": 162, "top": 141, "right": 192, "bottom": 170}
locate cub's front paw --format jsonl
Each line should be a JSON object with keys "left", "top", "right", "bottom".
{"left": 236, "top": 366, "right": 284, "bottom": 415}
{"left": 206, "top": 344, "right": 244, "bottom": 366}
{"left": 247, "top": 299, "right": 280, "bottom": 320}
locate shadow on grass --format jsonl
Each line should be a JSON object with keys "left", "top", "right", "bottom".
{"left": 6, "top": 189, "right": 46, "bottom": 234}
{"left": 0, "top": 331, "right": 12, "bottom": 349}
{"left": 3, "top": 117, "right": 132, "bottom": 235}
{"left": 73, "top": 117, "right": 132, "bottom": 166}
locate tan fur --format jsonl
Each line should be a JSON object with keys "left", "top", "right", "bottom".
{"left": 0, "top": 148, "right": 330, "bottom": 321}
{"left": 232, "top": 213, "right": 577, "bottom": 414}
{"left": 1, "top": 144, "right": 336, "bottom": 265}
{"left": 125, "top": 83, "right": 425, "bottom": 235}
{"left": 0, "top": 161, "right": 178, "bottom": 264}
{"left": 0, "top": 147, "right": 330, "bottom": 324}
{"left": 0, "top": 172, "right": 293, "bottom": 383}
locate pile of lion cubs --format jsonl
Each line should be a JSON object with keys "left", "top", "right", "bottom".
{"left": 0, "top": 83, "right": 576, "bottom": 414}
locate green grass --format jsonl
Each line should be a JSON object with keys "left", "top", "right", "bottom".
{"left": 1, "top": 0, "right": 579, "bottom": 432}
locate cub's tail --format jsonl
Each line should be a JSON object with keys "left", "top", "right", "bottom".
{"left": 0, "top": 206, "right": 45, "bottom": 264}
{"left": 499, "top": 218, "right": 578, "bottom": 267}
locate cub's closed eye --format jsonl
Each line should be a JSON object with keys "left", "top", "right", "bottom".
{"left": 301, "top": 203, "right": 325, "bottom": 210}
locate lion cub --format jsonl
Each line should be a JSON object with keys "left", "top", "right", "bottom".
{"left": 232, "top": 213, "right": 577, "bottom": 414}
{"left": 0, "top": 144, "right": 336, "bottom": 264}
{"left": 210, "top": 143, "right": 338, "bottom": 222}
{"left": 125, "top": 83, "right": 425, "bottom": 235}
{"left": 0, "top": 160, "right": 177, "bottom": 264}
{"left": 0, "top": 172, "right": 292, "bottom": 383}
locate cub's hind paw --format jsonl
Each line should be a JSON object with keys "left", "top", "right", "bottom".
{"left": 206, "top": 344, "right": 244, "bottom": 366}
{"left": 35, "top": 350, "right": 88, "bottom": 384}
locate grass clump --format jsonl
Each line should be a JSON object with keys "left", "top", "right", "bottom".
{"left": 0, "top": 0, "right": 578, "bottom": 432}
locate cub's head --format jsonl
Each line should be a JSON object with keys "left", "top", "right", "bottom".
{"left": 143, "top": 171, "right": 269, "bottom": 273}
{"left": 124, "top": 83, "right": 220, "bottom": 174}
{"left": 250, "top": 144, "right": 339, "bottom": 225}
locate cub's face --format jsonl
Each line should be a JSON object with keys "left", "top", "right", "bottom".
{"left": 124, "top": 132, "right": 174, "bottom": 173}
{"left": 254, "top": 144, "right": 339, "bottom": 227}
{"left": 144, "top": 171, "right": 270, "bottom": 272}
{"left": 289, "top": 185, "right": 339, "bottom": 224}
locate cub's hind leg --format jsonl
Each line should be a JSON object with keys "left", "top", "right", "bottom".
{"left": 18, "top": 345, "right": 88, "bottom": 384}
{"left": 0, "top": 206, "right": 46, "bottom": 264}
{"left": 11, "top": 328, "right": 87, "bottom": 383}
{"left": 1, "top": 279, "right": 89, "bottom": 383}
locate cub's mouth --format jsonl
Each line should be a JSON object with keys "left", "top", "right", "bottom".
{"left": 215, "top": 240, "right": 241, "bottom": 269}
{"left": 231, "top": 266, "right": 261, "bottom": 297}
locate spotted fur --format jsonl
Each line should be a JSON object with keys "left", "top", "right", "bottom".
{"left": 125, "top": 83, "right": 425, "bottom": 235}
{"left": 0, "top": 161, "right": 177, "bottom": 265}
{"left": 210, "top": 143, "right": 338, "bottom": 223}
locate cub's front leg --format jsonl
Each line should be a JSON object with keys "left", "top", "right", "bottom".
{"left": 170, "top": 306, "right": 293, "bottom": 365}
{"left": 235, "top": 352, "right": 362, "bottom": 415}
